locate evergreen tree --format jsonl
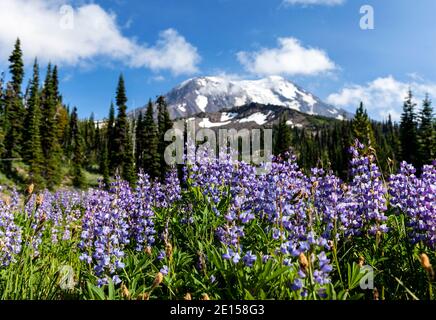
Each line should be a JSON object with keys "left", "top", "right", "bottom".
{"left": 23, "top": 59, "right": 44, "bottom": 187}
{"left": 273, "top": 114, "right": 292, "bottom": 156}
{"left": 4, "top": 39, "right": 25, "bottom": 163}
{"left": 107, "top": 101, "right": 116, "bottom": 174}
{"left": 400, "top": 90, "right": 419, "bottom": 166}
{"left": 156, "top": 95, "right": 173, "bottom": 178}
{"left": 8, "top": 39, "right": 24, "bottom": 94}
{"left": 352, "top": 102, "right": 376, "bottom": 148}
{"left": 113, "top": 74, "right": 135, "bottom": 184}
{"left": 52, "top": 65, "right": 61, "bottom": 103}
{"left": 142, "top": 100, "right": 160, "bottom": 178}
{"left": 40, "top": 63, "right": 63, "bottom": 188}
{"left": 418, "top": 94, "right": 435, "bottom": 166}
{"left": 70, "top": 107, "right": 85, "bottom": 188}
{"left": 100, "top": 138, "right": 110, "bottom": 188}
{"left": 135, "top": 111, "right": 144, "bottom": 171}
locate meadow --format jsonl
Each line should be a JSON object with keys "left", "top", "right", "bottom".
{"left": 0, "top": 140, "right": 434, "bottom": 300}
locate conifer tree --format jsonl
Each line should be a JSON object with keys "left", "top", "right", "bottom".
{"left": 70, "top": 107, "right": 85, "bottom": 188}
{"left": 4, "top": 39, "right": 25, "bottom": 163}
{"left": 400, "top": 90, "right": 419, "bottom": 166}
{"left": 418, "top": 94, "right": 435, "bottom": 166}
{"left": 107, "top": 101, "right": 116, "bottom": 174}
{"left": 40, "top": 63, "right": 63, "bottom": 188}
{"left": 135, "top": 111, "right": 144, "bottom": 170}
{"left": 156, "top": 95, "right": 173, "bottom": 178}
{"left": 8, "top": 39, "right": 24, "bottom": 95}
{"left": 143, "top": 100, "right": 160, "bottom": 178}
{"left": 23, "top": 59, "right": 44, "bottom": 187}
{"left": 352, "top": 102, "right": 376, "bottom": 148}
{"left": 273, "top": 114, "right": 292, "bottom": 156}
{"left": 100, "top": 139, "right": 110, "bottom": 188}
{"left": 113, "top": 74, "right": 135, "bottom": 184}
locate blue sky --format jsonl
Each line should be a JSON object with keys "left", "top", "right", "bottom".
{"left": 0, "top": 0, "right": 435, "bottom": 120}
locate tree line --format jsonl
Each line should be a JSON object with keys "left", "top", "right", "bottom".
{"left": 0, "top": 39, "right": 173, "bottom": 190}
{"left": 274, "top": 92, "right": 435, "bottom": 179}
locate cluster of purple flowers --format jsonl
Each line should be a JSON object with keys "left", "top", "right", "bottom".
{"left": 79, "top": 178, "right": 130, "bottom": 286}
{"left": 389, "top": 161, "right": 436, "bottom": 247}
{"left": 0, "top": 187, "right": 22, "bottom": 266}
{"left": 0, "top": 138, "right": 434, "bottom": 296}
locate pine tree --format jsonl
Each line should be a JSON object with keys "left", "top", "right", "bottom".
{"left": 70, "top": 107, "right": 85, "bottom": 188}
{"left": 400, "top": 90, "right": 419, "bottom": 166}
{"left": 107, "top": 101, "right": 116, "bottom": 174}
{"left": 4, "top": 39, "right": 25, "bottom": 163}
{"left": 142, "top": 100, "right": 160, "bottom": 178}
{"left": 113, "top": 74, "right": 135, "bottom": 184}
{"left": 274, "top": 114, "right": 292, "bottom": 156}
{"left": 135, "top": 111, "right": 144, "bottom": 171}
{"left": 100, "top": 138, "right": 110, "bottom": 188}
{"left": 23, "top": 59, "right": 44, "bottom": 187}
{"left": 156, "top": 95, "right": 173, "bottom": 178}
{"left": 40, "top": 63, "right": 63, "bottom": 188}
{"left": 352, "top": 102, "right": 376, "bottom": 148}
{"left": 8, "top": 39, "right": 24, "bottom": 95}
{"left": 418, "top": 94, "right": 435, "bottom": 166}
{"left": 52, "top": 65, "right": 61, "bottom": 103}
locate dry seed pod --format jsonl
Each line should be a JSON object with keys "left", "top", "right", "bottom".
{"left": 36, "top": 194, "right": 44, "bottom": 206}
{"left": 166, "top": 243, "right": 173, "bottom": 259}
{"left": 27, "top": 184, "right": 34, "bottom": 195}
{"left": 137, "top": 292, "right": 150, "bottom": 300}
{"left": 358, "top": 256, "right": 365, "bottom": 267}
{"left": 298, "top": 253, "right": 309, "bottom": 272}
{"left": 144, "top": 246, "right": 152, "bottom": 256}
{"left": 121, "top": 283, "right": 130, "bottom": 299}
{"left": 201, "top": 293, "right": 210, "bottom": 300}
{"left": 152, "top": 272, "right": 164, "bottom": 288}
{"left": 420, "top": 253, "right": 435, "bottom": 279}
{"left": 184, "top": 293, "right": 192, "bottom": 300}
{"left": 373, "top": 288, "right": 379, "bottom": 300}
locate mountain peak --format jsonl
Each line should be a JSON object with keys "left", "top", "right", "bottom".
{"left": 136, "top": 76, "right": 350, "bottom": 121}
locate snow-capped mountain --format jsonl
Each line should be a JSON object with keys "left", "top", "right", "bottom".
{"left": 182, "top": 102, "right": 342, "bottom": 131}
{"left": 158, "top": 76, "right": 349, "bottom": 120}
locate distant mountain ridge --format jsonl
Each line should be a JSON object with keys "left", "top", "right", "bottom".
{"left": 131, "top": 75, "right": 351, "bottom": 120}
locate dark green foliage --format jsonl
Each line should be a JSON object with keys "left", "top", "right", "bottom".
{"left": 3, "top": 39, "right": 25, "bottom": 165}
{"left": 107, "top": 102, "right": 116, "bottom": 174}
{"left": 70, "top": 107, "right": 85, "bottom": 188}
{"left": 113, "top": 75, "right": 135, "bottom": 185}
{"left": 8, "top": 38, "right": 24, "bottom": 95}
{"left": 400, "top": 90, "right": 419, "bottom": 167}
{"left": 418, "top": 95, "right": 435, "bottom": 166}
{"left": 156, "top": 95, "right": 173, "bottom": 178}
{"left": 273, "top": 114, "right": 292, "bottom": 156}
{"left": 352, "top": 102, "right": 376, "bottom": 148}
{"left": 23, "top": 59, "right": 44, "bottom": 187}
{"left": 135, "top": 111, "right": 144, "bottom": 170}
{"left": 142, "top": 100, "right": 161, "bottom": 178}
{"left": 40, "top": 64, "right": 63, "bottom": 188}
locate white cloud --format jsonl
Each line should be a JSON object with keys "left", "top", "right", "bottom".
{"left": 130, "top": 29, "right": 200, "bottom": 75}
{"left": 327, "top": 76, "right": 436, "bottom": 121}
{"left": 237, "top": 37, "right": 336, "bottom": 76}
{"left": 283, "top": 0, "right": 345, "bottom": 6}
{"left": 0, "top": 0, "right": 200, "bottom": 75}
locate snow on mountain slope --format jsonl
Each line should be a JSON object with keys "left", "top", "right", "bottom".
{"left": 160, "top": 76, "right": 350, "bottom": 119}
